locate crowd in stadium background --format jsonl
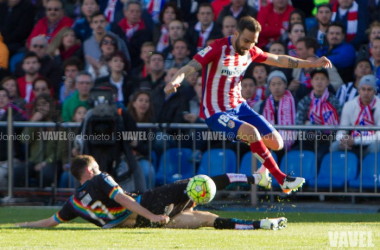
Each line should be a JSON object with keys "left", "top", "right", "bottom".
{"left": 0, "top": 0, "right": 379, "bottom": 191}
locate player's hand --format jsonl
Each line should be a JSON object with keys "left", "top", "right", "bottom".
{"left": 150, "top": 214, "right": 169, "bottom": 226}
{"left": 314, "top": 56, "right": 332, "bottom": 68}
{"left": 164, "top": 81, "right": 180, "bottom": 94}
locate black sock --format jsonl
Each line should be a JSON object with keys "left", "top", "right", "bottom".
{"left": 211, "top": 174, "right": 255, "bottom": 190}
{"left": 213, "top": 217, "right": 260, "bottom": 230}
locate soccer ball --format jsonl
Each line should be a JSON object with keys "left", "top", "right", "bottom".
{"left": 186, "top": 175, "right": 216, "bottom": 204}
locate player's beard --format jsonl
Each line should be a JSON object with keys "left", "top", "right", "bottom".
{"left": 235, "top": 36, "right": 247, "bottom": 56}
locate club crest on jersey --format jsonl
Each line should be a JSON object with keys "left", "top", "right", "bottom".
{"left": 199, "top": 46, "right": 212, "bottom": 57}
{"left": 227, "top": 120, "right": 235, "bottom": 128}
{"left": 221, "top": 66, "right": 244, "bottom": 77}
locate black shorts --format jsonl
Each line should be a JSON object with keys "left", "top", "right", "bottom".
{"left": 134, "top": 179, "right": 194, "bottom": 228}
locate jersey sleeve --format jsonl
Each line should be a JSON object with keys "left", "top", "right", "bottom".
{"left": 193, "top": 41, "right": 221, "bottom": 67}
{"left": 99, "top": 174, "right": 124, "bottom": 200}
{"left": 251, "top": 46, "right": 268, "bottom": 63}
{"left": 53, "top": 197, "right": 78, "bottom": 223}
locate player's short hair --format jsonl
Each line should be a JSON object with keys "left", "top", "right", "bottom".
{"left": 297, "top": 37, "right": 319, "bottom": 53}
{"left": 327, "top": 22, "right": 346, "bottom": 35}
{"left": 237, "top": 16, "right": 261, "bottom": 34}
{"left": 241, "top": 75, "right": 257, "bottom": 85}
{"left": 71, "top": 155, "right": 96, "bottom": 180}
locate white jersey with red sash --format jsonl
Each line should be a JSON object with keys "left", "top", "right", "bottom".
{"left": 263, "top": 90, "right": 296, "bottom": 149}
{"left": 193, "top": 36, "right": 268, "bottom": 119}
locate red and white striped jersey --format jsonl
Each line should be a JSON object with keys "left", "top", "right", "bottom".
{"left": 193, "top": 36, "right": 268, "bottom": 119}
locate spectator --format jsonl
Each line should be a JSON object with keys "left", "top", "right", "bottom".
{"left": 86, "top": 34, "right": 118, "bottom": 79}
{"left": 216, "top": 0, "right": 257, "bottom": 27}
{"left": 370, "top": 37, "right": 380, "bottom": 80}
{"left": 118, "top": 0, "right": 152, "bottom": 68}
{"left": 307, "top": 4, "right": 332, "bottom": 47}
{"left": 16, "top": 94, "right": 62, "bottom": 187}
{"left": 60, "top": 58, "right": 82, "bottom": 103}
{"left": 292, "top": 37, "right": 343, "bottom": 94}
{"left": 0, "top": 87, "right": 27, "bottom": 162}
{"left": 252, "top": 63, "right": 269, "bottom": 101}
{"left": 332, "top": 74, "right": 380, "bottom": 157}
{"left": 27, "top": 0, "right": 74, "bottom": 45}
{"left": 181, "top": 70, "right": 200, "bottom": 102}
{"left": 317, "top": 23, "right": 356, "bottom": 83}
{"left": 14, "top": 36, "right": 63, "bottom": 99}
{"left": 169, "top": 0, "right": 210, "bottom": 27}
{"left": 0, "top": 0, "right": 35, "bottom": 55}
{"left": 59, "top": 105, "right": 88, "bottom": 188}
{"left": 127, "top": 90, "right": 155, "bottom": 188}
{"left": 289, "top": 9, "right": 306, "bottom": 29}
{"left": 95, "top": 50, "right": 139, "bottom": 107}
{"left": 186, "top": 3, "right": 223, "bottom": 52}
{"left": 267, "top": 41, "right": 293, "bottom": 83}
{"left": 72, "top": 0, "right": 100, "bottom": 43}
{"left": 32, "top": 77, "right": 53, "bottom": 100}
{"left": 357, "top": 21, "right": 380, "bottom": 62}
{"left": 261, "top": 71, "right": 296, "bottom": 161}
{"left": 211, "top": 0, "right": 230, "bottom": 22}
{"left": 222, "top": 15, "right": 237, "bottom": 37}
{"left": 17, "top": 52, "right": 40, "bottom": 103}
{"left": 47, "top": 27, "right": 82, "bottom": 62}
{"left": 162, "top": 20, "right": 187, "bottom": 67}
{"left": 0, "top": 32, "right": 9, "bottom": 72}
{"left": 153, "top": 2, "right": 182, "bottom": 53}
{"left": 131, "top": 41, "right": 155, "bottom": 79}
{"left": 337, "top": 59, "right": 373, "bottom": 106}
{"left": 369, "top": 0, "right": 380, "bottom": 24}
{"left": 286, "top": 22, "right": 306, "bottom": 57}
{"left": 257, "top": 0, "right": 294, "bottom": 48}
{"left": 83, "top": 12, "right": 131, "bottom": 73}
{"left": 62, "top": 71, "right": 92, "bottom": 121}
{"left": 139, "top": 52, "right": 166, "bottom": 91}
{"left": 296, "top": 68, "right": 341, "bottom": 165}
{"left": 0, "top": 76, "right": 26, "bottom": 109}
{"left": 165, "top": 39, "right": 191, "bottom": 70}
{"left": 330, "top": 0, "right": 369, "bottom": 49}
{"left": 241, "top": 76, "right": 262, "bottom": 112}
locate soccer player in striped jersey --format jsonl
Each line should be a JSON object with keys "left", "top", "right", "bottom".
{"left": 16, "top": 155, "right": 286, "bottom": 230}
{"left": 164, "top": 16, "right": 333, "bottom": 194}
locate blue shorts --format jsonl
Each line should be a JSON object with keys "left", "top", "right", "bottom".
{"left": 205, "top": 102, "right": 275, "bottom": 140}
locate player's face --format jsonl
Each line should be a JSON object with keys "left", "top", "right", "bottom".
{"left": 235, "top": 29, "right": 259, "bottom": 56}
{"left": 311, "top": 73, "right": 329, "bottom": 94}
{"left": 354, "top": 61, "right": 372, "bottom": 79}
{"left": 241, "top": 79, "right": 256, "bottom": 100}
{"left": 358, "top": 85, "right": 376, "bottom": 104}
{"left": 268, "top": 77, "right": 286, "bottom": 98}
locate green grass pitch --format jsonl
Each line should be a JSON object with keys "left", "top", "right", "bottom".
{"left": 0, "top": 207, "right": 379, "bottom": 249}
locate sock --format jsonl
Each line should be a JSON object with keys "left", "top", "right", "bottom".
{"left": 250, "top": 140, "right": 286, "bottom": 185}
{"left": 214, "top": 217, "right": 260, "bottom": 230}
{"left": 211, "top": 174, "right": 255, "bottom": 190}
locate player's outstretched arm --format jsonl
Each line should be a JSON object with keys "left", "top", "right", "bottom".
{"left": 164, "top": 59, "right": 202, "bottom": 94}
{"left": 15, "top": 216, "right": 59, "bottom": 228}
{"left": 114, "top": 193, "right": 169, "bottom": 225}
{"left": 263, "top": 53, "right": 332, "bottom": 69}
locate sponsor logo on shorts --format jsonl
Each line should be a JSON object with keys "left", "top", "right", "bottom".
{"left": 227, "top": 120, "right": 235, "bottom": 128}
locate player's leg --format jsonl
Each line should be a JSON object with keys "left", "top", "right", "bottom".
{"left": 166, "top": 210, "right": 287, "bottom": 230}
{"left": 236, "top": 103, "right": 305, "bottom": 193}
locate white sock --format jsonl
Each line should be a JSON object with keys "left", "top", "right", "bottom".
{"left": 253, "top": 174, "right": 261, "bottom": 184}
